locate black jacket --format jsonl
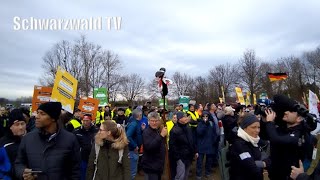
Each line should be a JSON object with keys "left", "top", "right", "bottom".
{"left": 169, "top": 122, "right": 195, "bottom": 165}
{"left": 229, "top": 136, "right": 263, "bottom": 180}
{"left": 0, "top": 134, "right": 21, "bottom": 180}
{"left": 15, "top": 127, "right": 81, "bottom": 180}
{"left": 266, "top": 122, "right": 313, "bottom": 180}
{"left": 73, "top": 125, "right": 97, "bottom": 162}
{"left": 141, "top": 126, "right": 166, "bottom": 174}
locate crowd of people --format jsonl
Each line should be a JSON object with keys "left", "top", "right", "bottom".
{"left": 0, "top": 94, "right": 320, "bottom": 180}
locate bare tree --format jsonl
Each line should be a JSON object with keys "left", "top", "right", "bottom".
{"left": 40, "top": 35, "right": 123, "bottom": 100}
{"left": 238, "top": 49, "right": 262, "bottom": 102}
{"left": 119, "top": 73, "right": 145, "bottom": 104}
{"left": 192, "top": 76, "right": 209, "bottom": 104}
{"left": 208, "top": 63, "right": 239, "bottom": 99}
{"left": 171, "top": 71, "right": 194, "bottom": 98}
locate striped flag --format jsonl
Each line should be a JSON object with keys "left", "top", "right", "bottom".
{"left": 267, "top": 73, "right": 288, "bottom": 82}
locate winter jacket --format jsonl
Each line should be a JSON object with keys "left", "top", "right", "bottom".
{"left": 266, "top": 122, "right": 313, "bottom": 180}
{"left": 141, "top": 126, "right": 166, "bottom": 174}
{"left": 229, "top": 136, "right": 263, "bottom": 180}
{"left": 221, "top": 115, "right": 237, "bottom": 143}
{"left": 86, "top": 141, "right": 131, "bottom": 180}
{"left": 15, "top": 128, "right": 81, "bottom": 180}
{"left": 196, "top": 119, "right": 218, "bottom": 154}
{"left": 0, "top": 134, "right": 21, "bottom": 180}
{"left": 169, "top": 122, "right": 195, "bottom": 166}
{"left": 74, "top": 125, "right": 97, "bottom": 162}
{"left": 126, "top": 119, "right": 142, "bottom": 151}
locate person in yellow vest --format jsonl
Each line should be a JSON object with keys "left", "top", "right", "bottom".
{"left": 125, "top": 106, "right": 132, "bottom": 117}
{"left": 104, "top": 105, "right": 113, "bottom": 120}
{"left": 166, "top": 112, "right": 177, "bottom": 145}
{"left": 187, "top": 104, "right": 200, "bottom": 126}
{"left": 187, "top": 104, "right": 200, "bottom": 148}
{"left": 95, "top": 106, "right": 104, "bottom": 126}
{"left": 64, "top": 109, "right": 81, "bottom": 132}
{"left": 179, "top": 104, "right": 187, "bottom": 113}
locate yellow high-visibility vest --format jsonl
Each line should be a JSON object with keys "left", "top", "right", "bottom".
{"left": 187, "top": 111, "right": 199, "bottom": 127}
{"left": 70, "top": 119, "right": 81, "bottom": 129}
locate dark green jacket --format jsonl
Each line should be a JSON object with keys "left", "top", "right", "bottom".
{"left": 86, "top": 141, "right": 130, "bottom": 180}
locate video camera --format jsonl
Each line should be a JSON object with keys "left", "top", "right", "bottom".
{"left": 254, "top": 98, "right": 274, "bottom": 117}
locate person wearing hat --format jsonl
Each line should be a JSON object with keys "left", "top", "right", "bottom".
{"left": 222, "top": 106, "right": 237, "bottom": 144}
{"left": 196, "top": 111, "right": 219, "bottom": 179}
{"left": 229, "top": 114, "right": 269, "bottom": 180}
{"left": 73, "top": 114, "right": 97, "bottom": 180}
{"left": 265, "top": 94, "right": 315, "bottom": 180}
{"left": 15, "top": 102, "right": 81, "bottom": 180}
{"left": 0, "top": 109, "right": 26, "bottom": 179}
{"left": 169, "top": 111, "right": 196, "bottom": 180}
{"left": 114, "top": 108, "right": 128, "bottom": 126}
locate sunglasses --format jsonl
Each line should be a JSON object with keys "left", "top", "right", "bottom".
{"left": 203, "top": 115, "right": 209, "bottom": 117}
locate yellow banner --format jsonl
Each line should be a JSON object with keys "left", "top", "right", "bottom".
{"left": 51, "top": 66, "right": 78, "bottom": 113}
{"left": 235, "top": 87, "right": 245, "bottom": 105}
{"left": 246, "top": 91, "right": 251, "bottom": 106}
{"left": 221, "top": 86, "right": 225, "bottom": 103}
{"left": 253, "top": 94, "right": 257, "bottom": 105}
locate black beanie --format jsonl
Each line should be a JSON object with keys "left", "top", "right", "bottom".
{"left": 240, "top": 114, "right": 259, "bottom": 129}
{"left": 37, "top": 102, "right": 62, "bottom": 121}
{"left": 8, "top": 109, "right": 26, "bottom": 128}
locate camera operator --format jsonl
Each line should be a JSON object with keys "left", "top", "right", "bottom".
{"left": 265, "top": 94, "right": 316, "bottom": 180}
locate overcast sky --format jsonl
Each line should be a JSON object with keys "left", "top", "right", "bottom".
{"left": 1, "top": 0, "right": 320, "bottom": 100}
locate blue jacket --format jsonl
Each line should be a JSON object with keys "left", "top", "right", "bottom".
{"left": 196, "top": 119, "right": 218, "bottom": 154}
{"left": 126, "top": 119, "right": 142, "bottom": 151}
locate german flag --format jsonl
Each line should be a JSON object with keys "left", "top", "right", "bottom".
{"left": 268, "top": 73, "right": 288, "bottom": 82}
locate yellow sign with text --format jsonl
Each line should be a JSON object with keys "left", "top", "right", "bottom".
{"left": 235, "top": 87, "right": 245, "bottom": 105}
{"left": 51, "top": 66, "right": 78, "bottom": 113}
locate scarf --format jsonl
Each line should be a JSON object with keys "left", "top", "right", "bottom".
{"left": 237, "top": 127, "right": 260, "bottom": 147}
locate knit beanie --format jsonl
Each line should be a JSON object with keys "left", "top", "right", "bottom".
{"left": 240, "top": 114, "right": 259, "bottom": 129}
{"left": 8, "top": 109, "right": 26, "bottom": 128}
{"left": 37, "top": 102, "right": 62, "bottom": 121}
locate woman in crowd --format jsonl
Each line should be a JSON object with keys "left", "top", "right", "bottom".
{"left": 228, "top": 114, "right": 270, "bottom": 180}
{"left": 86, "top": 121, "right": 130, "bottom": 180}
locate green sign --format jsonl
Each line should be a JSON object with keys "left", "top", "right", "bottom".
{"left": 179, "top": 96, "right": 190, "bottom": 111}
{"left": 93, "top": 88, "right": 108, "bottom": 106}
{"left": 159, "top": 98, "right": 168, "bottom": 109}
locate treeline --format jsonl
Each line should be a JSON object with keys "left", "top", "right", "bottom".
{"left": 40, "top": 35, "right": 320, "bottom": 106}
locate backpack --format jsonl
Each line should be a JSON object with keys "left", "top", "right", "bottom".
{"left": 0, "top": 142, "right": 14, "bottom": 180}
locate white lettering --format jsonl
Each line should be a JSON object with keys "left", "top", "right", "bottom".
{"left": 38, "top": 19, "right": 49, "bottom": 30}
{"left": 68, "top": 19, "right": 81, "bottom": 30}
{"left": 113, "top": 17, "right": 121, "bottom": 30}
{"left": 13, "top": 16, "right": 21, "bottom": 30}
{"left": 21, "top": 19, "right": 29, "bottom": 30}
{"left": 80, "top": 19, "right": 88, "bottom": 30}
{"left": 106, "top": 17, "right": 111, "bottom": 30}
{"left": 49, "top": 19, "right": 57, "bottom": 30}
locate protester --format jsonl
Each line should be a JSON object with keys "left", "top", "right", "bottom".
{"left": 15, "top": 102, "right": 81, "bottom": 180}
{"left": 20, "top": 107, "right": 36, "bottom": 132}
{"left": 74, "top": 114, "right": 97, "bottom": 180}
{"left": 86, "top": 121, "right": 130, "bottom": 180}
{"left": 169, "top": 111, "right": 196, "bottom": 180}
{"left": 0, "top": 109, "right": 26, "bottom": 179}
{"left": 265, "top": 95, "right": 315, "bottom": 180}
{"left": 126, "top": 109, "right": 143, "bottom": 179}
{"left": 229, "top": 114, "right": 270, "bottom": 180}
{"left": 141, "top": 111, "right": 168, "bottom": 180}
{"left": 196, "top": 111, "right": 218, "bottom": 179}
